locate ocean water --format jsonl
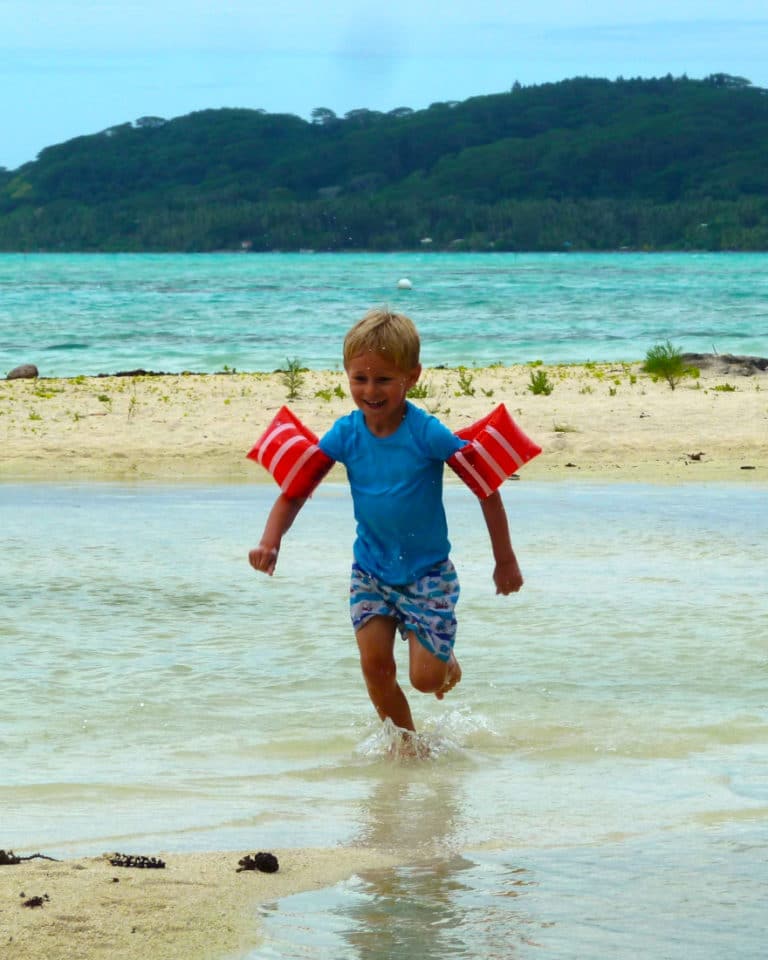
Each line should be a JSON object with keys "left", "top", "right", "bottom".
{"left": 1, "top": 251, "right": 768, "bottom": 377}
{"left": 2, "top": 481, "right": 767, "bottom": 958}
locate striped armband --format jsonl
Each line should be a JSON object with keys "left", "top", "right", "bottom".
{"left": 247, "top": 406, "right": 335, "bottom": 499}
{"left": 447, "top": 404, "right": 541, "bottom": 499}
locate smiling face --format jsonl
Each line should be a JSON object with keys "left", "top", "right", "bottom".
{"left": 346, "top": 351, "right": 421, "bottom": 436}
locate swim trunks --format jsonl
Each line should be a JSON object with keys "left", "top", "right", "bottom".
{"left": 349, "top": 560, "right": 460, "bottom": 662}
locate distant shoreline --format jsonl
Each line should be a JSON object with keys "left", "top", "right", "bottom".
{"left": 2, "top": 361, "right": 766, "bottom": 484}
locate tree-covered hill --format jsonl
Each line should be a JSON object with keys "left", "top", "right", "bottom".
{"left": 1, "top": 74, "right": 767, "bottom": 252}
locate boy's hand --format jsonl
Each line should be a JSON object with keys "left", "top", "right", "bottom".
{"left": 249, "top": 543, "right": 279, "bottom": 576}
{"left": 494, "top": 558, "right": 523, "bottom": 595}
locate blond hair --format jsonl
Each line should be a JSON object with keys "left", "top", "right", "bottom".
{"left": 343, "top": 308, "right": 420, "bottom": 371}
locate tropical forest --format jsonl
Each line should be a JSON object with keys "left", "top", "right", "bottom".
{"left": 1, "top": 73, "right": 766, "bottom": 252}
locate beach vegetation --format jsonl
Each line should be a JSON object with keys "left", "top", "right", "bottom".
{"left": 454, "top": 367, "right": 475, "bottom": 397}
{"left": 642, "top": 341, "right": 698, "bottom": 390}
{"left": 281, "top": 358, "right": 305, "bottom": 399}
{"left": 97, "top": 394, "right": 111, "bottom": 404}
{"left": 528, "top": 369, "right": 554, "bottom": 395}
{"left": 481, "top": 387, "right": 495, "bottom": 398}
{"left": 28, "top": 410, "right": 42, "bottom": 420}
{"left": 579, "top": 385, "right": 594, "bottom": 394}
{"left": 3, "top": 76, "right": 768, "bottom": 253}
{"left": 713, "top": 382, "right": 737, "bottom": 392}
{"left": 407, "top": 381, "right": 432, "bottom": 399}
{"left": 314, "top": 388, "right": 334, "bottom": 402}
{"left": 553, "top": 422, "right": 578, "bottom": 433}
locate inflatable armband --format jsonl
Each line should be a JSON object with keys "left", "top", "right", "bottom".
{"left": 247, "top": 406, "right": 335, "bottom": 499}
{"left": 448, "top": 404, "right": 541, "bottom": 499}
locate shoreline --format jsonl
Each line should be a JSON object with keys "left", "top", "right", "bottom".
{"left": 2, "top": 361, "right": 766, "bottom": 484}
{"left": 0, "top": 847, "right": 408, "bottom": 960}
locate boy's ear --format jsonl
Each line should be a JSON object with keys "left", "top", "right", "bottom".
{"left": 406, "top": 364, "right": 422, "bottom": 389}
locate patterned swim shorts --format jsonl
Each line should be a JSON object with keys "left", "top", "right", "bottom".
{"left": 349, "top": 560, "right": 460, "bottom": 663}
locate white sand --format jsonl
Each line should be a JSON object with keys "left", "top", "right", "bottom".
{"left": 1, "top": 848, "right": 405, "bottom": 960}
{"left": 1, "top": 363, "right": 766, "bottom": 483}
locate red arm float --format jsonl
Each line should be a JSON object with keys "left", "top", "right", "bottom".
{"left": 448, "top": 404, "right": 541, "bottom": 499}
{"left": 247, "top": 406, "right": 335, "bottom": 499}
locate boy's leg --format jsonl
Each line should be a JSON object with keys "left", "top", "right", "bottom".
{"left": 356, "top": 615, "right": 415, "bottom": 732}
{"left": 407, "top": 633, "right": 462, "bottom": 700}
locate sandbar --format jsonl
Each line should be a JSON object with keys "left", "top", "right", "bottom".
{"left": 1, "top": 361, "right": 765, "bottom": 483}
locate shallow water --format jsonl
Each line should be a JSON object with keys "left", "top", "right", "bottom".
{"left": 2, "top": 480, "right": 766, "bottom": 957}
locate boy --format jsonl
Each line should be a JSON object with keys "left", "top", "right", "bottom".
{"left": 249, "top": 308, "right": 523, "bottom": 736}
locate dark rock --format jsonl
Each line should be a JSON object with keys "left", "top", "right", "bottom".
{"left": 109, "top": 853, "right": 166, "bottom": 869}
{"left": 237, "top": 851, "right": 279, "bottom": 873}
{"left": 21, "top": 894, "right": 49, "bottom": 908}
{"left": 6, "top": 364, "right": 39, "bottom": 380}
{"left": 682, "top": 353, "right": 768, "bottom": 376}
{"left": 97, "top": 369, "right": 172, "bottom": 378}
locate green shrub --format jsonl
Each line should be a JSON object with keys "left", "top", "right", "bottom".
{"left": 454, "top": 367, "right": 475, "bottom": 397}
{"left": 642, "top": 341, "right": 696, "bottom": 391}
{"left": 407, "top": 381, "right": 431, "bottom": 399}
{"left": 281, "top": 358, "right": 305, "bottom": 400}
{"left": 528, "top": 369, "right": 554, "bottom": 395}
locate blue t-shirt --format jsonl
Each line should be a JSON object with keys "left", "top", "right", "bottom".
{"left": 319, "top": 402, "right": 466, "bottom": 584}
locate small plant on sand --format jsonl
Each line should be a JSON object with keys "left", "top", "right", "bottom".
{"left": 281, "top": 358, "right": 305, "bottom": 400}
{"left": 407, "top": 381, "right": 431, "bottom": 399}
{"left": 642, "top": 341, "right": 697, "bottom": 391}
{"left": 528, "top": 369, "right": 554, "bottom": 396}
{"left": 713, "top": 383, "right": 737, "bottom": 392}
{"left": 454, "top": 367, "right": 475, "bottom": 397}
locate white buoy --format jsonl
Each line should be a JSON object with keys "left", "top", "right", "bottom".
{"left": 396, "top": 278, "right": 413, "bottom": 290}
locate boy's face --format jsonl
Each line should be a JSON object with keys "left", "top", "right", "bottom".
{"left": 346, "top": 351, "right": 421, "bottom": 436}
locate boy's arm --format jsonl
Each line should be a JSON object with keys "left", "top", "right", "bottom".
{"left": 480, "top": 490, "right": 523, "bottom": 595}
{"left": 248, "top": 494, "right": 307, "bottom": 576}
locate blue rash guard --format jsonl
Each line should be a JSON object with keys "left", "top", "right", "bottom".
{"left": 319, "top": 402, "right": 466, "bottom": 585}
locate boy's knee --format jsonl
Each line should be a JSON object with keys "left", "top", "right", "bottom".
{"left": 409, "top": 661, "right": 443, "bottom": 694}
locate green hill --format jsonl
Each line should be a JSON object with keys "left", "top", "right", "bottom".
{"left": 1, "top": 74, "right": 767, "bottom": 251}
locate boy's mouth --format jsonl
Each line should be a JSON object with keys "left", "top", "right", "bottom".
{"left": 364, "top": 400, "right": 386, "bottom": 409}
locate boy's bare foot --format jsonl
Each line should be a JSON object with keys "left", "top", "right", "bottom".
{"left": 390, "top": 730, "right": 431, "bottom": 761}
{"left": 435, "top": 654, "right": 461, "bottom": 700}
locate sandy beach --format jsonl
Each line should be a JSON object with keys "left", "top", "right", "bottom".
{"left": 0, "top": 847, "right": 408, "bottom": 959}
{"left": 2, "top": 359, "right": 766, "bottom": 483}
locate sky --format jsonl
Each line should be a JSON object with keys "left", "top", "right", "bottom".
{"left": 2, "top": 1, "right": 768, "bottom": 171}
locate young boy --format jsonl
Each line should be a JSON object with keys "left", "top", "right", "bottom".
{"left": 249, "top": 308, "right": 523, "bottom": 736}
